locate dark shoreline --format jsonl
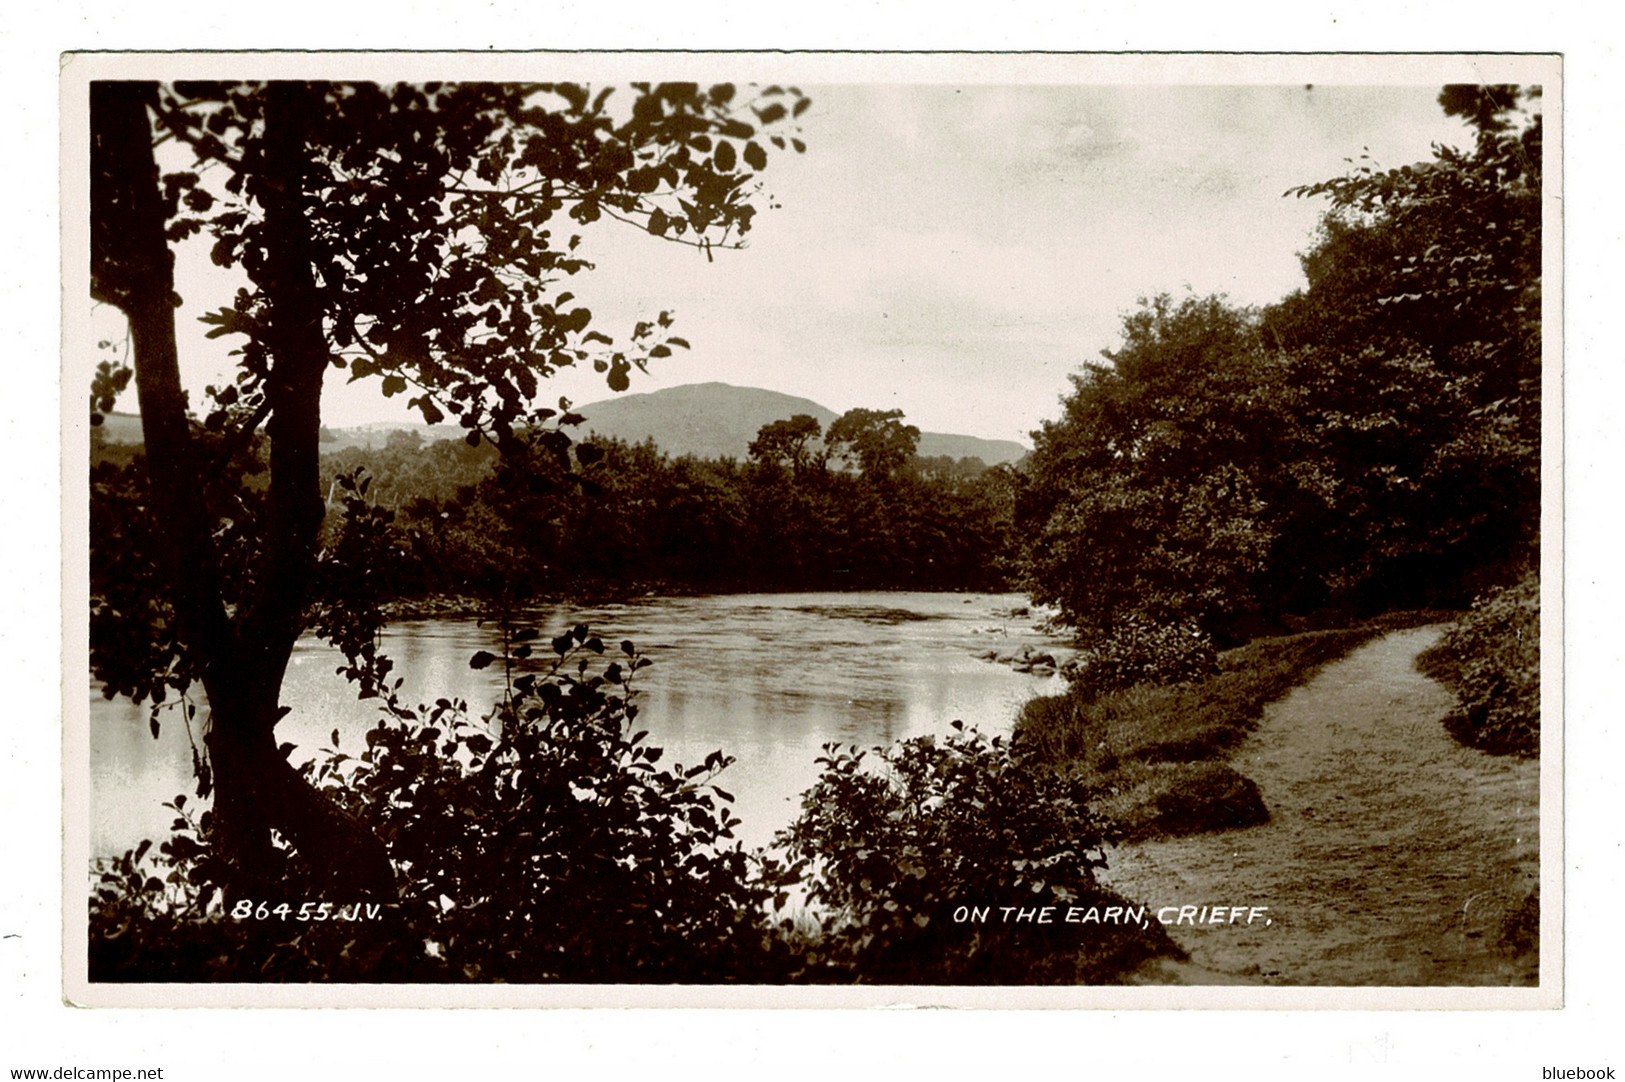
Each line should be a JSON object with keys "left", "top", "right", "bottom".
{"left": 381, "top": 583, "right": 1031, "bottom": 624}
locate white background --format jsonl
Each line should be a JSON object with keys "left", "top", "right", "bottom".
{"left": 11, "top": 4, "right": 1620, "bottom": 1079}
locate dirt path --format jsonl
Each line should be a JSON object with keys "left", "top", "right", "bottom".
{"left": 1100, "top": 625, "right": 1540, "bottom": 986}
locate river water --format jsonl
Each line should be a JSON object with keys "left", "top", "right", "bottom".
{"left": 87, "top": 591, "right": 1071, "bottom": 856}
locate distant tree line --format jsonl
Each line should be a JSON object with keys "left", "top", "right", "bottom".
{"left": 311, "top": 405, "right": 1018, "bottom": 605}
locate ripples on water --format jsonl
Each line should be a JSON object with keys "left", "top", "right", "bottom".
{"left": 86, "top": 591, "right": 1071, "bottom": 854}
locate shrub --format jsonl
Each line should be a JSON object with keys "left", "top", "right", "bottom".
{"left": 91, "top": 628, "right": 793, "bottom": 983}
{"left": 1416, "top": 571, "right": 1540, "bottom": 756}
{"left": 775, "top": 722, "right": 1182, "bottom": 983}
{"left": 1064, "top": 616, "right": 1219, "bottom": 701}
{"left": 93, "top": 627, "right": 1179, "bottom": 985}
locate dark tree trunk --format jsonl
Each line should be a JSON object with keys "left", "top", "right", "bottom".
{"left": 91, "top": 82, "right": 234, "bottom": 658}
{"left": 90, "top": 80, "right": 395, "bottom": 900}
{"left": 202, "top": 686, "right": 395, "bottom": 898}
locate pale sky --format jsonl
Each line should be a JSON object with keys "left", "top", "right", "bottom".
{"left": 93, "top": 80, "right": 1480, "bottom": 444}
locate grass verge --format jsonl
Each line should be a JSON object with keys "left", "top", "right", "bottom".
{"left": 1016, "top": 614, "right": 1446, "bottom": 842}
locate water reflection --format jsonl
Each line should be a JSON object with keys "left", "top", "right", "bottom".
{"left": 88, "top": 591, "right": 1069, "bottom": 853}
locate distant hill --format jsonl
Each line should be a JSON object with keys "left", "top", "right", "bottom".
{"left": 91, "top": 412, "right": 466, "bottom": 452}
{"left": 573, "top": 382, "right": 1029, "bottom": 466}
{"left": 318, "top": 420, "right": 465, "bottom": 452}
{"left": 100, "top": 384, "right": 1031, "bottom": 466}
{"left": 91, "top": 411, "right": 147, "bottom": 445}
{"left": 573, "top": 383, "right": 837, "bottom": 462}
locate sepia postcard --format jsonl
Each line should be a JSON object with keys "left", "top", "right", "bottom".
{"left": 62, "top": 50, "right": 1562, "bottom": 1008}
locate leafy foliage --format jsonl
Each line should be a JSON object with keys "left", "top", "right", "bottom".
{"left": 1019, "top": 295, "right": 1287, "bottom": 641}
{"left": 89, "top": 79, "right": 812, "bottom": 893}
{"left": 1063, "top": 615, "right": 1219, "bottom": 701}
{"left": 1279, "top": 86, "right": 1540, "bottom": 386}
{"left": 89, "top": 428, "right": 268, "bottom": 723}
{"left": 91, "top": 629, "right": 1181, "bottom": 985}
{"left": 314, "top": 409, "right": 1017, "bottom": 603}
{"left": 1416, "top": 572, "right": 1540, "bottom": 756}
{"left": 1270, "top": 85, "right": 1541, "bottom": 590}
{"left": 90, "top": 450, "right": 188, "bottom": 711}
{"left": 90, "top": 356, "right": 132, "bottom": 425}
{"left": 747, "top": 413, "right": 825, "bottom": 475}
{"left": 94, "top": 79, "right": 811, "bottom": 706}
{"left": 91, "top": 630, "right": 794, "bottom": 982}
{"left": 774, "top": 722, "right": 1179, "bottom": 983}
{"left": 1019, "top": 86, "right": 1543, "bottom": 647}
{"left": 149, "top": 81, "right": 810, "bottom": 443}
{"left": 825, "top": 407, "right": 920, "bottom": 482}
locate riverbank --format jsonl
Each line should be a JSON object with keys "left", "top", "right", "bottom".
{"left": 1012, "top": 613, "right": 1541, "bottom": 984}
{"left": 381, "top": 584, "right": 1030, "bottom": 624}
{"left": 1015, "top": 617, "right": 1446, "bottom": 841}
{"left": 1102, "top": 625, "right": 1539, "bottom": 985}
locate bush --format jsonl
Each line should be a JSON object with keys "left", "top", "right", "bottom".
{"left": 91, "top": 628, "right": 793, "bottom": 983}
{"left": 1416, "top": 572, "right": 1540, "bottom": 756}
{"left": 775, "top": 722, "right": 1182, "bottom": 983}
{"left": 1064, "top": 616, "right": 1219, "bottom": 702}
{"left": 92, "top": 627, "right": 1178, "bottom": 985}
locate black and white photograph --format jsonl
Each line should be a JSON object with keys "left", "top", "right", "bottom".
{"left": 61, "top": 51, "right": 1558, "bottom": 1009}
